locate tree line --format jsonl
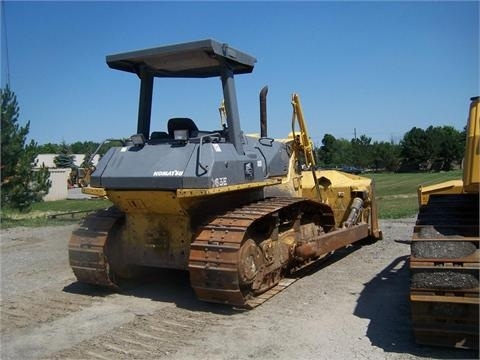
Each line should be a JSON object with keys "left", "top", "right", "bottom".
{"left": 316, "top": 126, "right": 465, "bottom": 172}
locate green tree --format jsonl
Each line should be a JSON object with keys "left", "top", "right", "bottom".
{"left": 400, "top": 125, "right": 464, "bottom": 171}
{"left": 425, "top": 126, "right": 464, "bottom": 171}
{"left": 1, "top": 86, "right": 51, "bottom": 211}
{"left": 54, "top": 141, "right": 75, "bottom": 168}
{"left": 70, "top": 140, "right": 99, "bottom": 154}
{"left": 335, "top": 138, "right": 354, "bottom": 165}
{"left": 399, "top": 127, "right": 429, "bottom": 171}
{"left": 371, "top": 141, "right": 400, "bottom": 172}
{"left": 36, "top": 142, "right": 61, "bottom": 154}
{"left": 351, "top": 134, "right": 373, "bottom": 169}
{"left": 317, "top": 134, "right": 337, "bottom": 165}
{"left": 317, "top": 134, "right": 353, "bottom": 167}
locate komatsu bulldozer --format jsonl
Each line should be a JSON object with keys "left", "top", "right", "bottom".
{"left": 69, "top": 39, "right": 382, "bottom": 308}
{"left": 409, "top": 96, "right": 479, "bottom": 348}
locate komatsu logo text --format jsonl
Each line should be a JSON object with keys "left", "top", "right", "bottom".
{"left": 153, "top": 170, "right": 184, "bottom": 176}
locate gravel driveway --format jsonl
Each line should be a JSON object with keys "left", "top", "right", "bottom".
{"left": 1, "top": 219, "right": 478, "bottom": 359}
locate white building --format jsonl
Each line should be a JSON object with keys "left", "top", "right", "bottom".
{"left": 39, "top": 168, "right": 71, "bottom": 201}
{"left": 34, "top": 154, "right": 100, "bottom": 201}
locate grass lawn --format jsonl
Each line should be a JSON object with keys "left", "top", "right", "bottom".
{"left": 364, "top": 170, "right": 462, "bottom": 218}
{"left": 0, "top": 170, "right": 464, "bottom": 228}
{"left": 1, "top": 198, "right": 112, "bottom": 229}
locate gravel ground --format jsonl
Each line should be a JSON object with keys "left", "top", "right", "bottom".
{"left": 1, "top": 218, "right": 478, "bottom": 360}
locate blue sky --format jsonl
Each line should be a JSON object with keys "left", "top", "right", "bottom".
{"left": 2, "top": 1, "right": 478, "bottom": 146}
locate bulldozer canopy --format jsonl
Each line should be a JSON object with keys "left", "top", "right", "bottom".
{"left": 106, "top": 39, "right": 256, "bottom": 78}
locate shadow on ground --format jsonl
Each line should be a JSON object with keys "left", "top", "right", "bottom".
{"left": 63, "top": 268, "right": 240, "bottom": 315}
{"left": 354, "top": 255, "right": 479, "bottom": 359}
{"left": 62, "top": 242, "right": 366, "bottom": 315}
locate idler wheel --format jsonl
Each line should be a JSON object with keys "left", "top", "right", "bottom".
{"left": 238, "top": 239, "right": 264, "bottom": 285}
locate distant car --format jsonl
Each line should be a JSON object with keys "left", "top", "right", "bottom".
{"left": 341, "top": 166, "right": 363, "bottom": 175}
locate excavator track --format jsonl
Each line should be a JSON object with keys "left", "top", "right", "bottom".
{"left": 68, "top": 207, "right": 124, "bottom": 290}
{"left": 188, "top": 197, "right": 340, "bottom": 309}
{"left": 410, "top": 194, "right": 479, "bottom": 349}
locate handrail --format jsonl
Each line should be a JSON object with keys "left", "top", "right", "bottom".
{"left": 195, "top": 132, "right": 221, "bottom": 176}
{"left": 291, "top": 93, "right": 322, "bottom": 202}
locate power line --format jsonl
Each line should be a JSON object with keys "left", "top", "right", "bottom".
{"left": 1, "top": 0, "right": 10, "bottom": 87}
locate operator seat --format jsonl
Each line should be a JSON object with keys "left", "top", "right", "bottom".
{"left": 150, "top": 131, "right": 170, "bottom": 140}
{"left": 167, "top": 118, "right": 198, "bottom": 138}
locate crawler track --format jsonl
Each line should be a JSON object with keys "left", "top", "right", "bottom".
{"left": 68, "top": 208, "right": 124, "bottom": 290}
{"left": 189, "top": 197, "right": 338, "bottom": 308}
{"left": 410, "top": 194, "right": 479, "bottom": 349}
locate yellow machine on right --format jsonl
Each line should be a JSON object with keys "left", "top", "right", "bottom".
{"left": 409, "top": 96, "right": 479, "bottom": 349}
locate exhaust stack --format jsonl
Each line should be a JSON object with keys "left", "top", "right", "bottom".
{"left": 260, "top": 86, "right": 268, "bottom": 137}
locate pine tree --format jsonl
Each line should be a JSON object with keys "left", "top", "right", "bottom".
{"left": 1, "top": 86, "right": 51, "bottom": 211}
{"left": 54, "top": 141, "right": 75, "bottom": 168}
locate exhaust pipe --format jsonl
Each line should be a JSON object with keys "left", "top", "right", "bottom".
{"left": 260, "top": 86, "right": 268, "bottom": 137}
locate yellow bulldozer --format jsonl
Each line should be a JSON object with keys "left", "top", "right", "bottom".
{"left": 409, "top": 96, "right": 479, "bottom": 348}
{"left": 69, "top": 39, "right": 382, "bottom": 308}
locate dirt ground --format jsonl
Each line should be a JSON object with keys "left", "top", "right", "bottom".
{"left": 1, "top": 219, "right": 478, "bottom": 360}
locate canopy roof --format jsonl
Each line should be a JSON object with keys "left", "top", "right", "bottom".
{"left": 106, "top": 39, "right": 256, "bottom": 78}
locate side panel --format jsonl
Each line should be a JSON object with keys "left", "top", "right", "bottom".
{"left": 463, "top": 97, "right": 480, "bottom": 193}
{"left": 182, "top": 142, "right": 266, "bottom": 188}
{"left": 91, "top": 144, "right": 196, "bottom": 189}
{"left": 301, "top": 170, "right": 373, "bottom": 226}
